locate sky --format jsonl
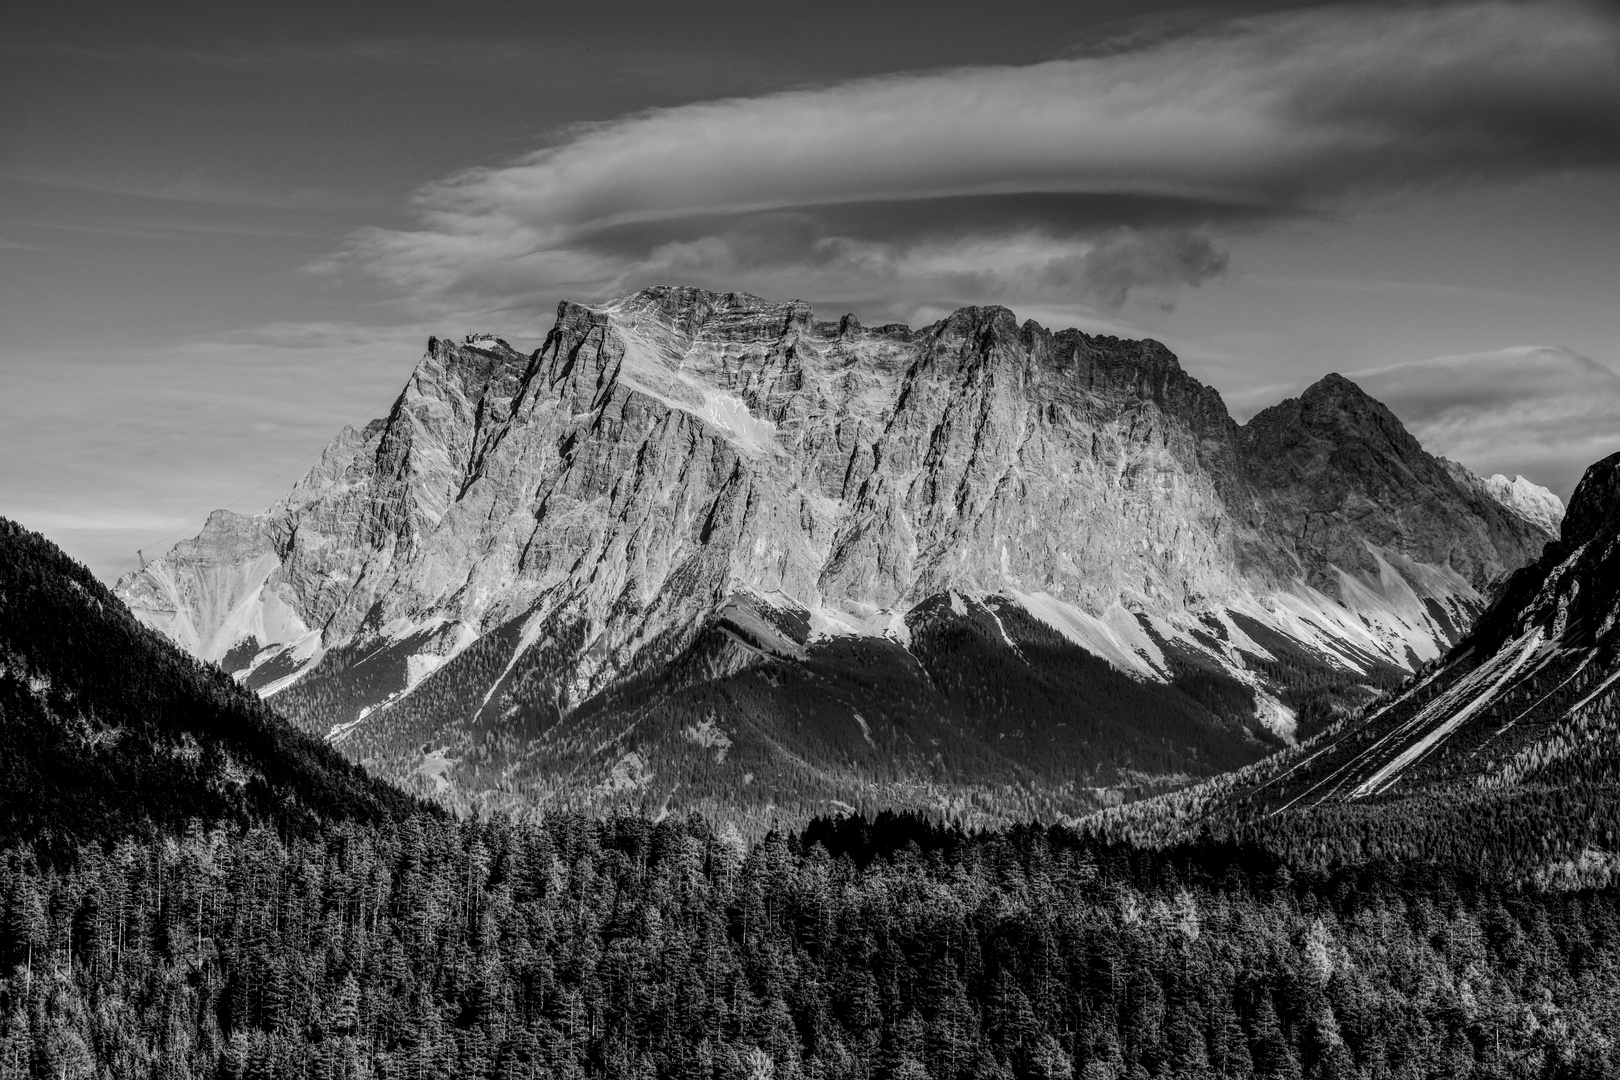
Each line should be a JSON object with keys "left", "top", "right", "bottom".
{"left": 3, "top": 0, "right": 1619, "bottom": 581}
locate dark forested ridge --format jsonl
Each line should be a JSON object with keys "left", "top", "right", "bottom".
{"left": 5, "top": 811, "right": 1620, "bottom": 1080}
{"left": 0, "top": 518, "right": 424, "bottom": 853}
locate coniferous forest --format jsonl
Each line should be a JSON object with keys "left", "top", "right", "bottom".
{"left": 6, "top": 519, "right": 1620, "bottom": 1079}
{"left": 4, "top": 812, "right": 1620, "bottom": 1080}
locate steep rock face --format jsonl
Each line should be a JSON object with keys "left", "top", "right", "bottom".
{"left": 115, "top": 288, "right": 1553, "bottom": 824}
{"left": 1237, "top": 374, "right": 1552, "bottom": 666}
{"left": 113, "top": 508, "right": 303, "bottom": 667}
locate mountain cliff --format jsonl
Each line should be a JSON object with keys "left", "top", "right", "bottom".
{"left": 114, "top": 288, "right": 1552, "bottom": 825}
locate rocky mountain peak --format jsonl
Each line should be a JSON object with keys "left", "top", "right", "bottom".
{"left": 1239, "top": 372, "right": 1549, "bottom": 598}
{"left": 1301, "top": 370, "right": 1375, "bottom": 403}
{"left": 1248, "top": 372, "right": 1419, "bottom": 457}
{"left": 595, "top": 285, "right": 800, "bottom": 345}
{"left": 934, "top": 302, "right": 1021, "bottom": 339}
{"left": 115, "top": 286, "right": 1558, "bottom": 823}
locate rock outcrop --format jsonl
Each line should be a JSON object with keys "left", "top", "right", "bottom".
{"left": 114, "top": 288, "right": 1553, "bottom": 825}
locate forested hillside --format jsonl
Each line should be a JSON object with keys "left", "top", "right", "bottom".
{"left": 0, "top": 517, "right": 423, "bottom": 853}
{"left": 3, "top": 812, "right": 1617, "bottom": 1080}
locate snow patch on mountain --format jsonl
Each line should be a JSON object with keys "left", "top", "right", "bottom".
{"left": 1483, "top": 474, "right": 1564, "bottom": 535}
{"left": 609, "top": 315, "right": 784, "bottom": 459}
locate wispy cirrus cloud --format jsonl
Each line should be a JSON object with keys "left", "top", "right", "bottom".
{"left": 324, "top": 0, "right": 1620, "bottom": 325}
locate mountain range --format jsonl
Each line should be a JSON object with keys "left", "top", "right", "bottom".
{"left": 115, "top": 287, "right": 1558, "bottom": 827}
{"left": 1250, "top": 449, "right": 1620, "bottom": 815}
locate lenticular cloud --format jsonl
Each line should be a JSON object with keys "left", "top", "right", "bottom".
{"left": 332, "top": 0, "right": 1620, "bottom": 318}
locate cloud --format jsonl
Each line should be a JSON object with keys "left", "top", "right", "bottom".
{"left": 1349, "top": 346, "right": 1620, "bottom": 499}
{"left": 588, "top": 218, "right": 1230, "bottom": 323}
{"left": 327, "top": 0, "right": 1620, "bottom": 323}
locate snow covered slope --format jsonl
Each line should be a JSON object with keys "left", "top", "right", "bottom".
{"left": 1440, "top": 458, "right": 1565, "bottom": 539}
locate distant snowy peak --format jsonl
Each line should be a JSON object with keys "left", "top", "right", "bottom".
{"left": 1439, "top": 458, "right": 1563, "bottom": 539}
{"left": 1482, "top": 473, "right": 1563, "bottom": 535}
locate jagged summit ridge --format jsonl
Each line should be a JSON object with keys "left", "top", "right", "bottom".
{"left": 115, "top": 286, "right": 1553, "bottom": 816}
